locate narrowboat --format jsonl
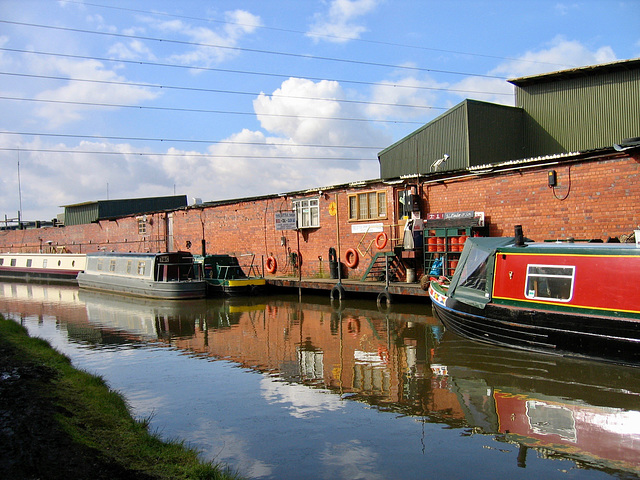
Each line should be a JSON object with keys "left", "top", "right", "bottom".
{"left": 428, "top": 233, "right": 640, "bottom": 365}
{"left": 77, "top": 251, "right": 206, "bottom": 299}
{"left": 0, "top": 252, "right": 86, "bottom": 283}
{"left": 195, "top": 254, "right": 265, "bottom": 296}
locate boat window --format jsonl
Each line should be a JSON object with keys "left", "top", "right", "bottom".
{"left": 97, "top": 260, "right": 103, "bottom": 271}
{"left": 11, "top": 259, "right": 16, "bottom": 267}
{"left": 43, "top": 259, "right": 47, "bottom": 268}
{"left": 0, "top": 259, "right": 3, "bottom": 266}
{"left": 126, "top": 260, "right": 132, "bottom": 274}
{"left": 109, "top": 260, "right": 116, "bottom": 272}
{"left": 137, "top": 261, "right": 146, "bottom": 275}
{"left": 525, "top": 265, "right": 575, "bottom": 302}
{"left": 26, "top": 259, "right": 32, "bottom": 267}
{"left": 457, "top": 248, "right": 490, "bottom": 292}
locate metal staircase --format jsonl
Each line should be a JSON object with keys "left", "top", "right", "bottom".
{"left": 361, "top": 251, "right": 406, "bottom": 282}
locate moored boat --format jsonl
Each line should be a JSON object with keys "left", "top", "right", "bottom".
{"left": 0, "top": 252, "right": 86, "bottom": 283}
{"left": 196, "top": 254, "right": 265, "bottom": 296}
{"left": 428, "top": 232, "right": 640, "bottom": 365}
{"left": 77, "top": 251, "right": 206, "bottom": 299}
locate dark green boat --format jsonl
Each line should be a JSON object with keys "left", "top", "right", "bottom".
{"left": 195, "top": 254, "right": 265, "bottom": 296}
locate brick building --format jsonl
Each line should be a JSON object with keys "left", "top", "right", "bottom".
{"left": 1, "top": 60, "right": 638, "bottom": 281}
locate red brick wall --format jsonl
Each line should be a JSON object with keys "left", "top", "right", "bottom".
{"left": 424, "top": 155, "right": 639, "bottom": 241}
{"left": 2, "top": 154, "right": 638, "bottom": 278}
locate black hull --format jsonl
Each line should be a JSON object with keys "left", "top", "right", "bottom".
{"left": 432, "top": 299, "right": 640, "bottom": 366}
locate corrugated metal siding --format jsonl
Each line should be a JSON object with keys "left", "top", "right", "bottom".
{"left": 379, "top": 102, "right": 469, "bottom": 178}
{"left": 64, "top": 195, "right": 187, "bottom": 226}
{"left": 516, "top": 68, "right": 640, "bottom": 155}
{"left": 467, "top": 102, "right": 525, "bottom": 166}
{"left": 378, "top": 100, "right": 525, "bottom": 177}
{"left": 65, "top": 203, "right": 99, "bottom": 226}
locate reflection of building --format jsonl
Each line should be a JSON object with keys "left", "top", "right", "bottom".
{"left": 3, "top": 281, "right": 640, "bottom": 475}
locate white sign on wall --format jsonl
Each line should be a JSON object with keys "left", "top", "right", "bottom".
{"left": 351, "top": 222, "right": 384, "bottom": 234}
{"left": 275, "top": 211, "right": 297, "bottom": 231}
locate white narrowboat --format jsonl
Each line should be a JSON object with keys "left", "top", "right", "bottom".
{"left": 77, "top": 251, "right": 206, "bottom": 299}
{"left": 0, "top": 253, "right": 86, "bottom": 283}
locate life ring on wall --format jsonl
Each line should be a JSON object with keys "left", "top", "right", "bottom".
{"left": 265, "top": 256, "right": 277, "bottom": 274}
{"left": 344, "top": 248, "right": 359, "bottom": 269}
{"left": 375, "top": 232, "right": 388, "bottom": 250}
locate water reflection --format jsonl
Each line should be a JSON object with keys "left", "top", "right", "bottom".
{"left": 1, "top": 281, "right": 639, "bottom": 478}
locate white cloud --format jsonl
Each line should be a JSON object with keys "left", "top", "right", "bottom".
{"left": 152, "top": 10, "right": 262, "bottom": 67}
{"left": 307, "top": 0, "right": 381, "bottom": 43}
{"left": 32, "top": 58, "right": 158, "bottom": 127}
{"left": 366, "top": 72, "right": 449, "bottom": 119}
{"left": 447, "top": 37, "right": 619, "bottom": 106}
{"left": 108, "top": 39, "right": 157, "bottom": 61}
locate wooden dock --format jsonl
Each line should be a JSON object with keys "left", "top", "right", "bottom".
{"left": 265, "top": 276, "right": 430, "bottom": 302}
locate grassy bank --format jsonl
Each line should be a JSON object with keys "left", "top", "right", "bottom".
{"left": 0, "top": 315, "right": 241, "bottom": 480}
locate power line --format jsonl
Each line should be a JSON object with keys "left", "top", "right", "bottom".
{"left": 1, "top": 131, "right": 386, "bottom": 150}
{"left": 0, "top": 146, "right": 377, "bottom": 161}
{"left": 0, "top": 48, "right": 513, "bottom": 97}
{"left": 61, "top": 0, "right": 575, "bottom": 70}
{"left": 0, "top": 19, "right": 508, "bottom": 80}
{"left": 0, "top": 95, "right": 428, "bottom": 125}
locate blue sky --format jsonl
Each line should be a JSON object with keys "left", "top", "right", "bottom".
{"left": 1, "top": 0, "right": 639, "bottom": 221}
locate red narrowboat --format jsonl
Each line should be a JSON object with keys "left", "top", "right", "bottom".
{"left": 429, "top": 234, "right": 640, "bottom": 365}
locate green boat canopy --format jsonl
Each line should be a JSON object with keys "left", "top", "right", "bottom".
{"left": 448, "top": 237, "right": 516, "bottom": 309}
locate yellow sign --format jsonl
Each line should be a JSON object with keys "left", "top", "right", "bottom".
{"left": 328, "top": 202, "right": 337, "bottom": 216}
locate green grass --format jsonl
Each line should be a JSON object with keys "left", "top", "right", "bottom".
{"left": 0, "top": 315, "right": 243, "bottom": 480}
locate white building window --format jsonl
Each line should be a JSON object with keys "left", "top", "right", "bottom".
{"left": 292, "top": 198, "right": 320, "bottom": 229}
{"left": 138, "top": 217, "right": 148, "bottom": 235}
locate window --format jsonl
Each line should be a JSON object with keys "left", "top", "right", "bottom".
{"left": 525, "top": 265, "right": 575, "bottom": 302}
{"left": 292, "top": 198, "right": 319, "bottom": 229}
{"left": 109, "top": 260, "right": 116, "bottom": 272}
{"left": 97, "top": 260, "right": 103, "bottom": 271}
{"left": 126, "top": 260, "right": 132, "bottom": 274}
{"left": 137, "top": 261, "right": 146, "bottom": 275}
{"left": 11, "top": 259, "right": 16, "bottom": 267}
{"left": 26, "top": 259, "right": 32, "bottom": 268}
{"left": 138, "top": 217, "right": 148, "bottom": 235}
{"left": 348, "top": 191, "right": 387, "bottom": 221}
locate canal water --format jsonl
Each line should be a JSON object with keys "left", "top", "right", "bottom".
{"left": 1, "top": 281, "right": 639, "bottom": 479}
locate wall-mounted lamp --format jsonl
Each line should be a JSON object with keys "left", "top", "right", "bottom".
{"left": 548, "top": 170, "right": 557, "bottom": 188}
{"left": 431, "top": 154, "right": 449, "bottom": 171}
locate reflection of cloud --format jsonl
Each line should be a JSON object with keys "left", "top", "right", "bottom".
{"left": 321, "top": 440, "right": 385, "bottom": 480}
{"left": 260, "top": 376, "right": 344, "bottom": 418}
{"left": 187, "top": 426, "right": 273, "bottom": 479}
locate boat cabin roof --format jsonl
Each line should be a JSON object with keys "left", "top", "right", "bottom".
{"left": 86, "top": 251, "right": 194, "bottom": 260}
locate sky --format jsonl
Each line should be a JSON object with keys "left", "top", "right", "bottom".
{"left": 1, "top": 0, "right": 639, "bottom": 222}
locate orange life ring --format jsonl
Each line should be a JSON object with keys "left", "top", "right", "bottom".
{"left": 266, "top": 256, "right": 277, "bottom": 274}
{"left": 375, "top": 232, "right": 388, "bottom": 249}
{"left": 344, "top": 248, "right": 359, "bottom": 268}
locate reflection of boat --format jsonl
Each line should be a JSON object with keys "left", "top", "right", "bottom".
{"left": 77, "top": 251, "right": 206, "bottom": 299}
{"left": 195, "top": 254, "right": 265, "bottom": 296}
{"left": 0, "top": 252, "right": 85, "bottom": 283}
{"left": 432, "top": 332, "right": 640, "bottom": 474}
{"left": 429, "top": 235, "right": 640, "bottom": 364}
